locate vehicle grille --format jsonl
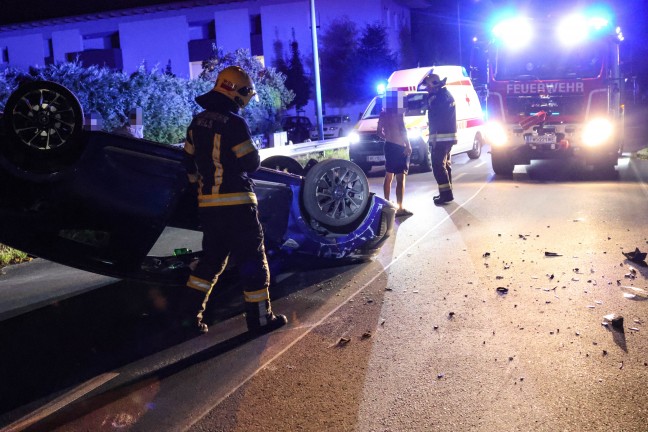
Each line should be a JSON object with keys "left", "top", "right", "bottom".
{"left": 505, "top": 95, "right": 585, "bottom": 119}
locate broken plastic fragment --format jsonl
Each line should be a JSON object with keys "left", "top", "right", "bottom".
{"left": 338, "top": 337, "right": 351, "bottom": 346}
{"left": 603, "top": 314, "right": 624, "bottom": 329}
{"left": 620, "top": 286, "right": 648, "bottom": 300}
{"left": 545, "top": 252, "right": 562, "bottom": 257}
{"left": 496, "top": 287, "right": 509, "bottom": 294}
{"left": 483, "top": 252, "right": 491, "bottom": 258}
{"left": 622, "top": 247, "right": 647, "bottom": 264}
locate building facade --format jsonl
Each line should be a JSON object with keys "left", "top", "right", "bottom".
{"left": 0, "top": 0, "right": 422, "bottom": 120}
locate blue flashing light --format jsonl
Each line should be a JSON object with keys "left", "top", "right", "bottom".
{"left": 376, "top": 82, "right": 386, "bottom": 95}
{"left": 492, "top": 17, "right": 533, "bottom": 49}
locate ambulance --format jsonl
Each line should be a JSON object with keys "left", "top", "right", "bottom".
{"left": 348, "top": 66, "right": 485, "bottom": 173}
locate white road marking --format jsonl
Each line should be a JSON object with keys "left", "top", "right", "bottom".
{"left": 187, "top": 180, "right": 491, "bottom": 431}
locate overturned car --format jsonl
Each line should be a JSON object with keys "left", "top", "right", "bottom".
{"left": 0, "top": 81, "right": 395, "bottom": 285}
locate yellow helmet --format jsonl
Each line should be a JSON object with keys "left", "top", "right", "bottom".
{"left": 213, "top": 66, "right": 257, "bottom": 108}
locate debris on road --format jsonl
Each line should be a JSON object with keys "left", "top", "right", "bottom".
{"left": 496, "top": 287, "right": 509, "bottom": 295}
{"left": 624, "top": 267, "right": 638, "bottom": 279}
{"left": 621, "top": 286, "right": 648, "bottom": 300}
{"left": 545, "top": 251, "right": 562, "bottom": 257}
{"left": 483, "top": 252, "right": 491, "bottom": 258}
{"left": 361, "top": 331, "right": 372, "bottom": 339}
{"left": 338, "top": 337, "right": 351, "bottom": 346}
{"left": 622, "top": 247, "right": 648, "bottom": 265}
{"left": 602, "top": 314, "right": 624, "bottom": 330}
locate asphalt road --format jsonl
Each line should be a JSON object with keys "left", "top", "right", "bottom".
{"left": 1, "top": 114, "right": 648, "bottom": 431}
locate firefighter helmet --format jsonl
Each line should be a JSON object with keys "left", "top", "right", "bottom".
{"left": 424, "top": 73, "right": 447, "bottom": 90}
{"left": 213, "top": 66, "right": 257, "bottom": 108}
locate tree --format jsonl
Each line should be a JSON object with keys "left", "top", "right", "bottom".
{"left": 201, "top": 47, "right": 295, "bottom": 135}
{"left": 285, "top": 38, "right": 311, "bottom": 110}
{"left": 354, "top": 23, "right": 398, "bottom": 102}
{"left": 319, "top": 17, "right": 358, "bottom": 108}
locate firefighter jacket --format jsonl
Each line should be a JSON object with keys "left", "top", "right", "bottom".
{"left": 183, "top": 91, "right": 260, "bottom": 208}
{"left": 427, "top": 87, "right": 457, "bottom": 145}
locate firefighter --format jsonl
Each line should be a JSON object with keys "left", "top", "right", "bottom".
{"left": 424, "top": 73, "right": 457, "bottom": 205}
{"left": 178, "top": 65, "right": 287, "bottom": 336}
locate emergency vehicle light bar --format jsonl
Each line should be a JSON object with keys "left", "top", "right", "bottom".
{"left": 492, "top": 11, "right": 615, "bottom": 48}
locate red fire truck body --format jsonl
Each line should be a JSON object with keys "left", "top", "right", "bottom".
{"left": 483, "top": 11, "right": 624, "bottom": 175}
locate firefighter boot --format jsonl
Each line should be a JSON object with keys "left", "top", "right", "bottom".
{"left": 173, "top": 288, "right": 209, "bottom": 336}
{"left": 245, "top": 300, "right": 288, "bottom": 336}
{"left": 433, "top": 190, "right": 454, "bottom": 205}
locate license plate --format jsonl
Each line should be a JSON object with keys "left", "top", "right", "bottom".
{"left": 367, "top": 155, "right": 385, "bottom": 162}
{"left": 526, "top": 134, "right": 556, "bottom": 145}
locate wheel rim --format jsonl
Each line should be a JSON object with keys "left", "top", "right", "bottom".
{"left": 313, "top": 165, "right": 367, "bottom": 221}
{"left": 10, "top": 88, "right": 78, "bottom": 151}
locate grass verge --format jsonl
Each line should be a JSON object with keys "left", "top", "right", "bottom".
{"left": 0, "top": 244, "right": 31, "bottom": 267}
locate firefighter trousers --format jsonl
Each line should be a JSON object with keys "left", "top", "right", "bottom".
{"left": 430, "top": 139, "right": 454, "bottom": 194}
{"left": 185, "top": 204, "right": 271, "bottom": 318}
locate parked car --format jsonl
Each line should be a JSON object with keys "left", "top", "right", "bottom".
{"left": 310, "top": 114, "right": 353, "bottom": 140}
{"left": 0, "top": 81, "right": 395, "bottom": 285}
{"left": 281, "top": 115, "right": 313, "bottom": 144}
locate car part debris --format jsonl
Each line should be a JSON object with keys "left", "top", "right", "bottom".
{"left": 622, "top": 248, "right": 647, "bottom": 264}
{"left": 338, "top": 337, "right": 351, "bottom": 346}
{"left": 545, "top": 251, "right": 562, "bottom": 257}
{"left": 496, "top": 287, "right": 509, "bottom": 294}
{"left": 603, "top": 313, "right": 624, "bottom": 330}
{"left": 621, "top": 286, "right": 648, "bottom": 300}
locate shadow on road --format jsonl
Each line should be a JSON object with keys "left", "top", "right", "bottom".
{"left": 0, "top": 259, "right": 362, "bottom": 426}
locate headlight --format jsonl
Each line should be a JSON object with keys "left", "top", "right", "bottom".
{"left": 485, "top": 121, "right": 508, "bottom": 147}
{"left": 348, "top": 131, "right": 360, "bottom": 144}
{"left": 582, "top": 118, "right": 613, "bottom": 147}
{"left": 407, "top": 128, "right": 422, "bottom": 140}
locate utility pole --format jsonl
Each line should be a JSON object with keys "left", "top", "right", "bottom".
{"left": 457, "top": 0, "right": 463, "bottom": 66}
{"left": 309, "top": 0, "right": 324, "bottom": 140}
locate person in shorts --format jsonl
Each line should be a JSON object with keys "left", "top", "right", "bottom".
{"left": 377, "top": 90, "right": 413, "bottom": 217}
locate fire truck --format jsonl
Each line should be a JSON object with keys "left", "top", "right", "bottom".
{"left": 479, "top": 8, "right": 625, "bottom": 175}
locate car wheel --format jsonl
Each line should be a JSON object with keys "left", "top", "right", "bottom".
{"left": 467, "top": 134, "right": 483, "bottom": 159}
{"left": 261, "top": 155, "right": 304, "bottom": 175}
{"left": 303, "top": 159, "right": 370, "bottom": 228}
{"left": 491, "top": 151, "right": 514, "bottom": 177}
{"left": 421, "top": 143, "right": 433, "bottom": 172}
{"left": 2, "top": 80, "right": 84, "bottom": 176}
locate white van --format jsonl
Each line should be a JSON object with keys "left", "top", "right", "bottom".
{"left": 348, "top": 66, "right": 485, "bottom": 173}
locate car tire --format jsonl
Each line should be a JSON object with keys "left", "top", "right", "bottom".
{"left": 302, "top": 159, "right": 370, "bottom": 229}
{"left": 2, "top": 80, "right": 84, "bottom": 177}
{"left": 491, "top": 151, "right": 514, "bottom": 177}
{"left": 261, "top": 155, "right": 304, "bottom": 175}
{"left": 467, "top": 134, "right": 483, "bottom": 159}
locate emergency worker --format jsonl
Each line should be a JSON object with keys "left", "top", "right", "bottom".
{"left": 424, "top": 73, "right": 457, "bottom": 205}
{"left": 377, "top": 90, "right": 413, "bottom": 216}
{"left": 178, "top": 66, "right": 287, "bottom": 336}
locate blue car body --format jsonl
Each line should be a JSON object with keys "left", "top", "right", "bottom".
{"left": 0, "top": 127, "right": 394, "bottom": 286}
